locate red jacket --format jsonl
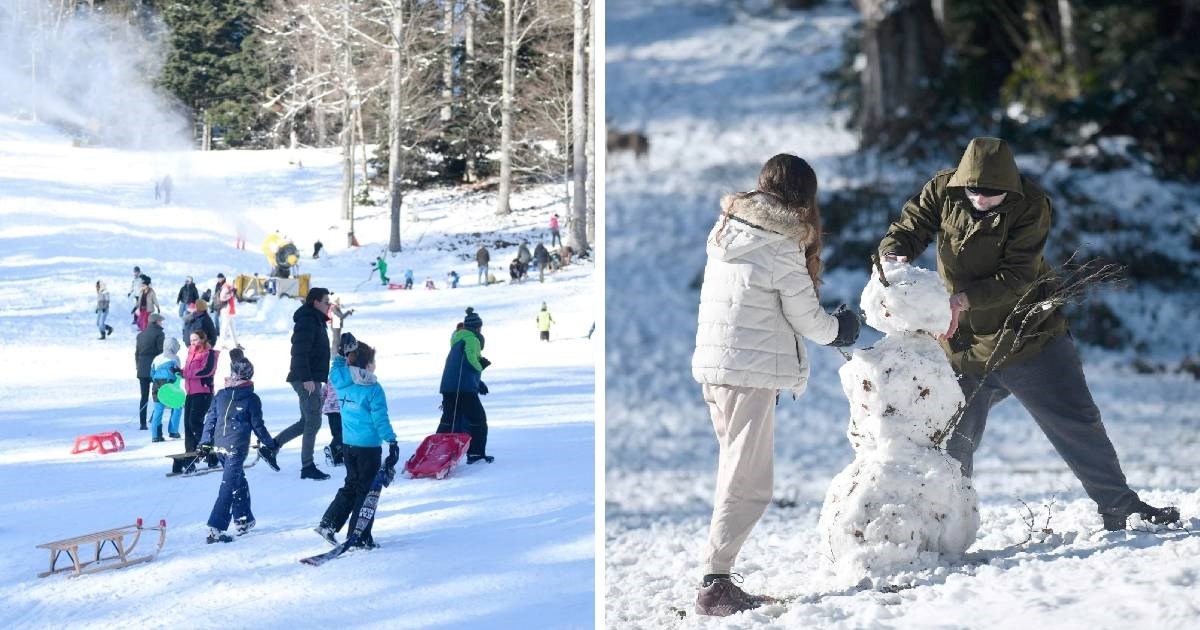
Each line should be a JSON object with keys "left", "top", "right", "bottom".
{"left": 183, "top": 346, "right": 220, "bottom": 395}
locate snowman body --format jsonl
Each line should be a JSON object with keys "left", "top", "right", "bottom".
{"left": 818, "top": 263, "right": 979, "bottom": 584}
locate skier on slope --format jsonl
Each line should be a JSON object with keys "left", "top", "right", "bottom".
{"left": 313, "top": 334, "right": 398, "bottom": 550}
{"left": 691, "top": 154, "right": 859, "bottom": 616}
{"left": 436, "top": 307, "right": 494, "bottom": 464}
{"left": 878, "top": 136, "right": 1179, "bottom": 531}
{"left": 198, "top": 348, "right": 279, "bottom": 543}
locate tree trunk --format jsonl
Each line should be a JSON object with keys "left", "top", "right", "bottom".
{"left": 464, "top": 0, "right": 477, "bottom": 182}
{"left": 855, "top": 0, "right": 944, "bottom": 147}
{"left": 570, "top": 0, "right": 588, "bottom": 253}
{"left": 341, "top": 0, "right": 354, "bottom": 228}
{"left": 1056, "top": 0, "right": 1080, "bottom": 97}
{"left": 496, "top": 0, "right": 513, "bottom": 215}
{"left": 585, "top": 0, "right": 595, "bottom": 246}
{"left": 388, "top": 0, "right": 405, "bottom": 253}
{"left": 442, "top": 0, "right": 454, "bottom": 124}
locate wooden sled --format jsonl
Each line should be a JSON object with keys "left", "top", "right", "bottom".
{"left": 37, "top": 518, "right": 167, "bottom": 578}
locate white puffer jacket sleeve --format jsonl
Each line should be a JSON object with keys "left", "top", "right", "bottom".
{"left": 692, "top": 193, "right": 838, "bottom": 394}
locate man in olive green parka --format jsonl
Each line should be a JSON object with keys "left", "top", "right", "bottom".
{"left": 878, "top": 137, "right": 1178, "bottom": 531}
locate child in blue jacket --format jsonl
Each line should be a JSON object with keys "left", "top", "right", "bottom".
{"left": 149, "top": 337, "right": 183, "bottom": 442}
{"left": 198, "top": 348, "right": 278, "bottom": 543}
{"left": 314, "top": 334, "right": 399, "bottom": 549}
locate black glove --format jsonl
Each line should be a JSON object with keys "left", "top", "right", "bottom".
{"left": 827, "top": 304, "right": 861, "bottom": 348}
{"left": 479, "top": 382, "right": 489, "bottom": 395}
{"left": 338, "top": 332, "right": 358, "bottom": 356}
{"left": 196, "top": 442, "right": 214, "bottom": 457}
{"left": 479, "top": 356, "right": 492, "bottom": 370}
{"left": 384, "top": 440, "right": 399, "bottom": 469}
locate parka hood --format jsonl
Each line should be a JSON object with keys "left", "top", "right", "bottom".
{"left": 348, "top": 365, "right": 378, "bottom": 386}
{"left": 946, "top": 137, "right": 1024, "bottom": 200}
{"left": 710, "top": 192, "right": 815, "bottom": 261}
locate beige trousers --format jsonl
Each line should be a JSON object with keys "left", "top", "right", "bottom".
{"left": 702, "top": 383, "right": 776, "bottom": 575}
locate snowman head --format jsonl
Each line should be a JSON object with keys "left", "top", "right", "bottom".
{"left": 860, "top": 262, "right": 951, "bottom": 336}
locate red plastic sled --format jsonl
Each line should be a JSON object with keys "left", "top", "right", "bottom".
{"left": 404, "top": 433, "right": 471, "bottom": 480}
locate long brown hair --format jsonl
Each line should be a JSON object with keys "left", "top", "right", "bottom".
{"left": 347, "top": 342, "right": 376, "bottom": 369}
{"left": 720, "top": 154, "right": 824, "bottom": 295}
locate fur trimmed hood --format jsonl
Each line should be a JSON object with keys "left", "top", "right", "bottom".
{"left": 719, "top": 191, "right": 816, "bottom": 245}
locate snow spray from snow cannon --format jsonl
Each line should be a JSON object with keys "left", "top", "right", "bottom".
{"left": 818, "top": 261, "right": 979, "bottom": 586}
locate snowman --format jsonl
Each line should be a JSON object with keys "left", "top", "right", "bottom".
{"left": 818, "top": 261, "right": 979, "bottom": 585}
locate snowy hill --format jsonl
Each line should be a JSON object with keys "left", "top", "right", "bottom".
{"left": 605, "top": 0, "right": 1200, "bottom": 627}
{"left": 0, "top": 116, "right": 595, "bottom": 628}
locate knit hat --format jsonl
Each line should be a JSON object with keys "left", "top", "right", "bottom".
{"left": 463, "top": 307, "right": 482, "bottom": 331}
{"left": 228, "top": 348, "right": 254, "bottom": 380}
{"left": 149, "top": 313, "right": 165, "bottom": 324}
{"left": 195, "top": 299, "right": 208, "bottom": 312}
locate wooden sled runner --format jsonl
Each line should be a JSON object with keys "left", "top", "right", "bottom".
{"left": 37, "top": 518, "right": 167, "bottom": 578}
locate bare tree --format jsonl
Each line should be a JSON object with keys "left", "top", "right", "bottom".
{"left": 569, "top": 0, "right": 588, "bottom": 253}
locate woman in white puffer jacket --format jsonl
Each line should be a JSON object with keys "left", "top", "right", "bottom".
{"left": 691, "top": 154, "right": 860, "bottom": 617}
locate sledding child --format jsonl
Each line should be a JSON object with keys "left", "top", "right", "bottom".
{"left": 437, "top": 307, "right": 493, "bottom": 464}
{"left": 322, "top": 379, "right": 345, "bottom": 467}
{"left": 198, "top": 348, "right": 279, "bottom": 543}
{"left": 691, "top": 154, "right": 859, "bottom": 615}
{"left": 373, "top": 256, "right": 389, "bottom": 286}
{"left": 404, "top": 268, "right": 414, "bottom": 290}
{"left": 314, "top": 335, "right": 399, "bottom": 549}
{"left": 149, "top": 337, "right": 184, "bottom": 442}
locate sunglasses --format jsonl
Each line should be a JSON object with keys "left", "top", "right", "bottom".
{"left": 965, "top": 186, "right": 1005, "bottom": 197}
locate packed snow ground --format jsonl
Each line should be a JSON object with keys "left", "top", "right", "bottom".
{"left": 0, "top": 116, "right": 595, "bottom": 628}
{"left": 605, "top": 0, "right": 1200, "bottom": 627}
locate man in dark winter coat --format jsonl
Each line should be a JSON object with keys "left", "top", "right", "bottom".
{"left": 878, "top": 136, "right": 1179, "bottom": 531}
{"left": 176, "top": 277, "right": 199, "bottom": 318}
{"left": 436, "top": 307, "right": 493, "bottom": 464}
{"left": 475, "top": 245, "right": 490, "bottom": 285}
{"left": 135, "top": 313, "right": 166, "bottom": 430}
{"left": 533, "top": 242, "right": 550, "bottom": 283}
{"left": 265, "top": 287, "right": 333, "bottom": 480}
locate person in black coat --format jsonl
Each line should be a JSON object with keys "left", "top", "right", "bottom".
{"left": 176, "top": 277, "right": 199, "bottom": 319}
{"left": 533, "top": 243, "right": 550, "bottom": 283}
{"left": 182, "top": 299, "right": 218, "bottom": 348}
{"left": 265, "top": 287, "right": 333, "bottom": 480}
{"left": 135, "top": 314, "right": 166, "bottom": 430}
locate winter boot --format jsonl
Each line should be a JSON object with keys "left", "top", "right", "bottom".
{"left": 301, "top": 464, "right": 331, "bottom": 480}
{"left": 314, "top": 522, "right": 338, "bottom": 546}
{"left": 257, "top": 444, "right": 280, "bottom": 471}
{"left": 467, "top": 454, "right": 495, "bottom": 464}
{"left": 169, "top": 432, "right": 181, "bottom": 439}
{"left": 234, "top": 518, "right": 256, "bottom": 536}
{"left": 99, "top": 330, "right": 106, "bottom": 340}
{"left": 206, "top": 528, "right": 233, "bottom": 544}
{"left": 152, "top": 433, "right": 165, "bottom": 443}
{"left": 140, "top": 422, "right": 148, "bottom": 431}
{"left": 105, "top": 325, "right": 113, "bottom": 335}
{"left": 1103, "top": 500, "right": 1181, "bottom": 531}
{"left": 695, "top": 574, "right": 775, "bottom": 617}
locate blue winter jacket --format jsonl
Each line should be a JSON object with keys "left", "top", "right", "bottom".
{"left": 329, "top": 355, "right": 396, "bottom": 447}
{"left": 201, "top": 384, "right": 277, "bottom": 452}
{"left": 439, "top": 329, "right": 484, "bottom": 394}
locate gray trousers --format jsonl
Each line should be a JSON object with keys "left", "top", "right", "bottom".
{"left": 275, "top": 381, "right": 325, "bottom": 468}
{"left": 947, "top": 334, "right": 1138, "bottom": 515}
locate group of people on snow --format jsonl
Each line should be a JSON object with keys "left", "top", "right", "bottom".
{"left": 690, "top": 141, "right": 1182, "bottom": 617}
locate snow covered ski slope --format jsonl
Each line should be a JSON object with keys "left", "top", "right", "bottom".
{"left": 0, "top": 116, "right": 595, "bottom": 628}
{"left": 605, "top": 0, "right": 1200, "bottom": 627}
